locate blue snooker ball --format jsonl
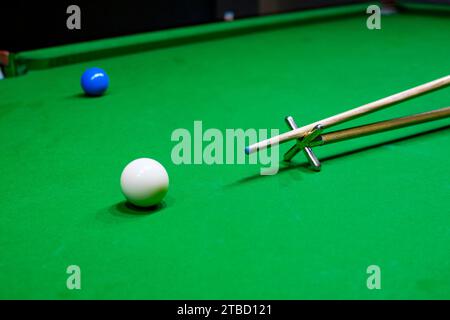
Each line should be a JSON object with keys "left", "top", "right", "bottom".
{"left": 81, "top": 67, "right": 109, "bottom": 96}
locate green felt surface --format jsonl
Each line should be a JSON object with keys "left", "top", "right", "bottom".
{"left": 0, "top": 6, "right": 449, "bottom": 299}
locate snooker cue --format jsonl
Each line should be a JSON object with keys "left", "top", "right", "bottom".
{"left": 308, "top": 106, "right": 450, "bottom": 147}
{"left": 245, "top": 75, "right": 450, "bottom": 154}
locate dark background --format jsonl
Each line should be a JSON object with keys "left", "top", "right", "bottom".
{"left": 2, "top": 0, "right": 449, "bottom": 52}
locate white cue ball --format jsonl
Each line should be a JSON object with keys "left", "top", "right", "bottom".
{"left": 120, "top": 158, "right": 169, "bottom": 207}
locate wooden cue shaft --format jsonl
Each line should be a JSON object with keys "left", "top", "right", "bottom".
{"left": 310, "top": 106, "right": 450, "bottom": 146}
{"left": 245, "top": 75, "right": 450, "bottom": 154}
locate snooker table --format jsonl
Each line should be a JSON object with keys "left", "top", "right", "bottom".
{"left": 1, "top": 3, "right": 449, "bottom": 299}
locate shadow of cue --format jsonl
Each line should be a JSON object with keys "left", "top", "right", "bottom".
{"left": 319, "top": 124, "right": 450, "bottom": 163}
